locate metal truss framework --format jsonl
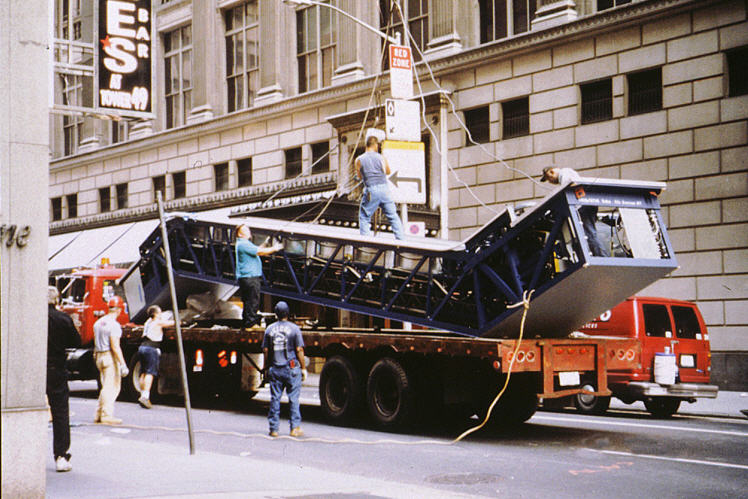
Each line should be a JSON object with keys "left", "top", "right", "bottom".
{"left": 126, "top": 180, "right": 677, "bottom": 337}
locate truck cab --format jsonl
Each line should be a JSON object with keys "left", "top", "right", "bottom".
{"left": 53, "top": 262, "right": 129, "bottom": 380}
{"left": 574, "top": 296, "right": 718, "bottom": 417}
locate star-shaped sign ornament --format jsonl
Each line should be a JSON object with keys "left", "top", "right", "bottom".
{"left": 100, "top": 35, "right": 111, "bottom": 49}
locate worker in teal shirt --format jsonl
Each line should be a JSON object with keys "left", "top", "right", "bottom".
{"left": 235, "top": 224, "right": 283, "bottom": 328}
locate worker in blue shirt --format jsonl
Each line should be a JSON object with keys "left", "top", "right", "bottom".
{"left": 235, "top": 224, "right": 283, "bottom": 329}
{"left": 262, "top": 301, "right": 307, "bottom": 437}
{"left": 356, "top": 135, "right": 405, "bottom": 240}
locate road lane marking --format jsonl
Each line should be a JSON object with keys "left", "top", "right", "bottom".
{"left": 587, "top": 449, "right": 748, "bottom": 470}
{"left": 532, "top": 414, "right": 748, "bottom": 438}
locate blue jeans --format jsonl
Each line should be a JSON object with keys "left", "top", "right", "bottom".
{"left": 267, "top": 364, "right": 302, "bottom": 432}
{"left": 579, "top": 206, "right": 609, "bottom": 257}
{"left": 359, "top": 184, "right": 405, "bottom": 240}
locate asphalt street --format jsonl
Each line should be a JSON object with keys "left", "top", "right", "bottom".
{"left": 47, "top": 381, "right": 748, "bottom": 498}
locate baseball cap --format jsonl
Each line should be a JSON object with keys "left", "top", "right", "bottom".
{"left": 274, "top": 301, "right": 290, "bottom": 318}
{"left": 540, "top": 166, "right": 554, "bottom": 182}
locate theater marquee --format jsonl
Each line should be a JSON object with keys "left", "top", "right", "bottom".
{"left": 97, "top": 0, "right": 153, "bottom": 117}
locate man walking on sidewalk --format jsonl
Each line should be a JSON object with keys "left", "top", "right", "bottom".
{"left": 262, "top": 301, "right": 307, "bottom": 437}
{"left": 47, "top": 286, "right": 81, "bottom": 472}
{"left": 93, "top": 296, "right": 129, "bottom": 424}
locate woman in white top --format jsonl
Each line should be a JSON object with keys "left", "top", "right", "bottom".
{"left": 137, "top": 305, "right": 175, "bottom": 408}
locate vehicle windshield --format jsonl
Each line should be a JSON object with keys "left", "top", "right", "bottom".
{"left": 60, "top": 277, "right": 86, "bottom": 303}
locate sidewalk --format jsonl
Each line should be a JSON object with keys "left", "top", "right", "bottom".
{"left": 608, "top": 390, "right": 748, "bottom": 419}
{"left": 46, "top": 430, "right": 475, "bottom": 499}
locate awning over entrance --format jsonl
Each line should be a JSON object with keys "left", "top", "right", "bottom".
{"left": 48, "top": 207, "right": 238, "bottom": 272}
{"left": 48, "top": 220, "right": 160, "bottom": 271}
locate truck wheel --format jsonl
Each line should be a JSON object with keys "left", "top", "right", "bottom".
{"left": 366, "top": 357, "right": 414, "bottom": 429}
{"left": 486, "top": 378, "right": 538, "bottom": 426}
{"left": 319, "top": 355, "right": 363, "bottom": 424}
{"left": 574, "top": 383, "right": 611, "bottom": 415}
{"left": 644, "top": 398, "right": 681, "bottom": 418}
{"left": 121, "top": 354, "right": 143, "bottom": 402}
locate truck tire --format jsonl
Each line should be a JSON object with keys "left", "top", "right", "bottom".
{"left": 122, "top": 352, "right": 159, "bottom": 403}
{"left": 644, "top": 398, "right": 681, "bottom": 418}
{"left": 319, "top": 355, "right": 363, "bottom": 424}
{"left": 366, "top": 357, "right": 415, "bottom": 429}
{"left": 485, "top": 378, "right": 538, "bottom": 426}
{"left": 121, "top": 353, "right": 143, "bottom": 402}
{"left": 574, "top": 383, "right": 611, "bottom": 415}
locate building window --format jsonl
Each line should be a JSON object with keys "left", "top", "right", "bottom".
{"left": 502, "top": 97, "right": 530, "bottom": 139}
{"left": 380, "top": 0, "right": 427, "bottom": 66}
{"left": 66, "top": 193, "right": 77, "bottom": 219}
{"left": 311, "top": 141, "right": 330, "bottom": 173}
{"left": 237, "top": 157, "right": 252, "bottom": 187}
{"left": 164, "top": 25, "right": 192, "bottom": 129}
{"left": 173, "top": 171, "right": 186, "bottom": 199}
{"left": 479, "top": 0, "right": 536, "bottom": 43}
{"left": 60, "top": 75, "right": 84, "bottom": 156}
{"left": 285, "top": 147, "right": 302, "bottom": 179}
{"left": 153, "top": 175, "right": 166, "bottom": 201}
{"left": 214, "top": 163, "right": 229, "bottom": 191}
{"left": 628, "top": 68, "right": 662, "bottom": 116}
{"left": 597, "top": 0, "right": 631, "bottom": 11}
{"left": 297, "top": 3, "right": 337, "bottom": 93}
{"left": 111, "top": 120, "right": 128, "bottom": 144}
{"left": 225, "top": 1, "right": 259, "bottom": 112}
{"left": 727, "top": 46, "right": 748, "bottom": 97}
{"left": 464, "top": 106, "right": 490, "bottom": 144}
{"left": 99, "top": 187, "right": 111, "bottom": 213}
{"left": 116, "top": 183, "right": 128, "bottom": 209}
{"left": 581, "top": 79, "right": 612, "bottom": 124}
{"left": 51, "top": 197, "right": 63, "bottom": 221}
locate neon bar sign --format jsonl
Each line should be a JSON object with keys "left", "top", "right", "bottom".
{"left": 98, "top": 0, "right": 152, "bottom": 114}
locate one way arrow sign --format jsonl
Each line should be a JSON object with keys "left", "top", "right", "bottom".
{"left": 389, "top": 170, "right": 423, "bottom": 192}
{"left": 382, "top": 140, "right": 426, "bottom": 205}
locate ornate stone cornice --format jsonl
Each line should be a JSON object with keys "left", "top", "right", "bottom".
{"left": 50, "top": 172, "right": 337, "bottom": 234}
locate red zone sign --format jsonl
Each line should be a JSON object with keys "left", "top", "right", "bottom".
{"left": 98, "top": 0, "right": 152, "bottom": 115}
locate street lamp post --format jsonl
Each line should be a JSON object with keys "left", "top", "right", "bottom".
{"left": 282, "top": 0, "right": 401, "bottom": 45}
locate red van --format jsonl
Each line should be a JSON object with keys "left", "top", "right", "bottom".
{"left": 573, "top": 296, "right": 718, "bottom": 417}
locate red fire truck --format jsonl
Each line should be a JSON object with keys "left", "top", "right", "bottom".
{"left": 53, "top": 262, "right": 129, "bottom": 382}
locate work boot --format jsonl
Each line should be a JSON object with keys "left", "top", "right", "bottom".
{"left": 98, "top": 417, "right": 122, "bottom": 425}
{"left": 268, "top": 430, "right": 279, "bottom": 438}
{"left": 55, "top": 456, "right": 72, "bottom": 472}
{"left": 290, "top": 427, "right": 304, "bottom": 437}
{"left": 138, "top": 396, "right": 152, "bottom": 409}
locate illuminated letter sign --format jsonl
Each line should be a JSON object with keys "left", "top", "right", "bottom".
{"left": 98, "top": 0, "right": 152, "bottom": 115}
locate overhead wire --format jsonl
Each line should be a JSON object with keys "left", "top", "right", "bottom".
{"left": 392, "top": 2, "right": 551, "bottom": 201}
{"left": 391, "top": 1, "right": 537, "bottom": 443}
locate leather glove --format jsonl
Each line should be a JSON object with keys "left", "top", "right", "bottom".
{"left": 119, "top": 364, "right": 130, "bottom": 377}
{"left": 301, "top": 369, "right": 308, "bottom": 382}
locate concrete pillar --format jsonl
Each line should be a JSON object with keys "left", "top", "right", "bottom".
{"left": 255, "top": 0, "right": 286, "bottom": 105}
{"left": 187, "top": 0, "right": 220, "bottom": 123}
{"left": 425, "top": 0, "right": 462, "bottom": 59}
{"left": 331, "top": 0, "right": 366, "bottom": 85}
{"left": 1, "top": 0, "right": 50, "bottom": 496}
{"left": 532, "top": 0, "right": 579, "bottom": 31}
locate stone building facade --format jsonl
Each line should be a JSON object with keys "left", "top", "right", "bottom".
{"left": 49, "top": 0, "right": 747, "bottom": 388}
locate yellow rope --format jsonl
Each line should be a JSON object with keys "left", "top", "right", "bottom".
{"left": 452, "top": 289, "right": 535, "bottom": 443}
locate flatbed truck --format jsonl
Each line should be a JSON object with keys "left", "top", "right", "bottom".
{"left": 112, "top": 177, "right": 676, "bottom": 428}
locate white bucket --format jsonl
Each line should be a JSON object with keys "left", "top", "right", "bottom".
{"left": 654, "top": 352, "right": 677, "bottom": 385}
